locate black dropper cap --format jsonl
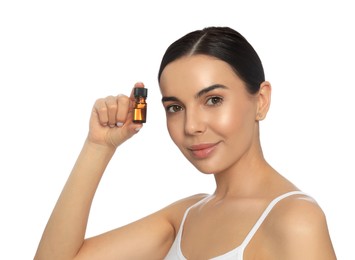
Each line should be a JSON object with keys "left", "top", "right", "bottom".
{"left": 134, "top": 88, "right": 148, "bottom": 97}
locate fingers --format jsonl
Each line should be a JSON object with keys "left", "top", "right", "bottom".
{"left": 89, "top": 83, "right": 145, "bottom": 148}
{"left": 115, "top": 95, "right": 130, "bottom": 126}
{"left": 106, "top": 95, "right": 118, "bottom": 127}
{"left": 94, "top": 94, "right": 130, "bottom": 127}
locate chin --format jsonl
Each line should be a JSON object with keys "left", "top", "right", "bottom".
{"left": 190, "top": 161, "right": 219, "bottom": 175}
{"left": 199, "top": 170, "right": 216, "bottom": 175}
{"left": 183, "top": 152, "right": 222, "bottom": 175}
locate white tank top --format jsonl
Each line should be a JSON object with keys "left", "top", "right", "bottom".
{"left": 164, "top": 191, "right": 307, "bottom": 260}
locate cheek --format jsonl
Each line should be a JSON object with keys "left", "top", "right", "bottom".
{"left": 213, "top": 110, "right": 237, "bottom": 131}
{"left": 211, "top": 103, "right": 255, "bottom": 138}
{"left": 211, "top": 105, "right": 241, "bottom": 132}
{"left": 166, "top": 118, "right": 182, "bottom": 146}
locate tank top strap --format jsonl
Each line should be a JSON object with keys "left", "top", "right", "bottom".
{"left": 240, "top": 191, "right": 308, "bottom": 249}
{"left": 177, "top": 195, "right": 212, "bottom": 236}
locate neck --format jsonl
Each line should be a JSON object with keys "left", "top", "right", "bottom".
{"left": 212, "top": 144, "right": 274, "bottom": 199}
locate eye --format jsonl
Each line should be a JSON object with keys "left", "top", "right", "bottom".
{"left": 166, "top": 104, "right": 183, "bottom": 113}
{"left": 206, "top": 96, "right": 223, "bottom": 106}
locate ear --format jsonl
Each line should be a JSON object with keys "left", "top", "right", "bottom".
{"left": 256, "top": 81, "right": 271, "bottom": 121}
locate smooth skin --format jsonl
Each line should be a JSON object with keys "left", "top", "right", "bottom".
{"left": 35, "top": 55, "right": 336, "bottom": 259}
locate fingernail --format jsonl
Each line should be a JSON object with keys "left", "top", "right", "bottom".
{"left": 135, "top": 127, "right": 142, "bottom": 132}
{"left": 116, "top": 122, "right": 124, "bottom": 127}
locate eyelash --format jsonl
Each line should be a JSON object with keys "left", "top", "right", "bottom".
{"left": 206, "top": 96, "right": 223, "bottom": 106}
{"left": 165, "top": 96, "right": 224, "bottom": 113}
{"left": 166, "top": 104, "right": 183, "bottom": 113}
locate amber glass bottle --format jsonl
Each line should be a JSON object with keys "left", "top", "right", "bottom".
{"left": 133, "top": 87, "right": 148, "bottom": 123}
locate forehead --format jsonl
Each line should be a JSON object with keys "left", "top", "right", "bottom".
{"left": 159, "top": 54, "right": 244, "bottom": 95}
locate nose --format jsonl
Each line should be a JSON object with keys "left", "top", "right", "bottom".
{"left": 184, "top": 108, "right": 206, "bottom": 135}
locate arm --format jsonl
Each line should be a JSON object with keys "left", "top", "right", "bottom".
{"left": 35, "top": 83, "right": 175, "bottom": 260}
{"left": 34, "top": 141, "right": 115, "bottom": 260}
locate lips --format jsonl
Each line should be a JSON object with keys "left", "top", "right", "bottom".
{"left": 188, "top": 142, "right": 219, "bottom": 159}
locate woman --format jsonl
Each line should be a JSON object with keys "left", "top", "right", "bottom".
{"left": 35, "top": 26, "right": 336, "bottom": 259}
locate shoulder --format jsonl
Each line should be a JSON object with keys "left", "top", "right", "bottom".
{"left": 265, "top": 193, "right": 336, "bottom": 259}
{"left": 163, "top": 193, "right": 209, "bottom": 213}
{"left": 272, "top": 194, "right": 326, "bottom": 235}
{"left": 161, "top": 193, "right": 209, "bottom": 228}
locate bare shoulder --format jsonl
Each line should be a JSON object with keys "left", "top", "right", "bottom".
{"left": 266, "top": 193, "right": 336, "bottom": 259}
{"left": 162, "top": 193, "right": 209, "bottom": 227}
{"left": 166, "top": 193, "right": 209, "bottom": 209}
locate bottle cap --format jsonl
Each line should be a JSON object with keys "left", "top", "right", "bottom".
{"left": 134, "top": 87, "right": 148, "bottom": 97}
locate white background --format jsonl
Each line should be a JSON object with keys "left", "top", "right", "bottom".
{"left": 0, "top": 1, "right": 353, "bottom": 259}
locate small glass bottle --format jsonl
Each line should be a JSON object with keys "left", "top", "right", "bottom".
{"left": 133, "top": 87, "right": 148, "bottom": 123}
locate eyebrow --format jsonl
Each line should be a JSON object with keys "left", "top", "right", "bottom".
{"left": 161, "top": 84, "right": 228, "bottom": 103}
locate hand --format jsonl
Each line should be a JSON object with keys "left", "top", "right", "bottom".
{"left": 87, "top": 82, "right": 145, "bottom": 148}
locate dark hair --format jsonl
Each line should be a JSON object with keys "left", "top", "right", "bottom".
{"left": 158, "top": 26, "right": 265, "bottom": 94}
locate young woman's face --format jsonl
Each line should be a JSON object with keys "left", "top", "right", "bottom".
{"left": 159, "top": 55, "right": 260, "bottom": 174}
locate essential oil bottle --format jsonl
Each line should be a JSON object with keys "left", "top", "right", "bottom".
{"left": 133, "top": 87, "right": 148, "bottom": 123}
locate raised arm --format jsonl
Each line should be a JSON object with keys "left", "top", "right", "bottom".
{"left": 34, "top": 82, "right": 177, "bottom": 260}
